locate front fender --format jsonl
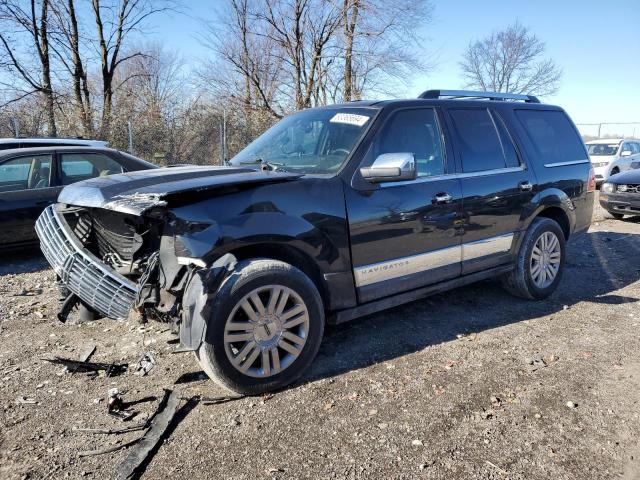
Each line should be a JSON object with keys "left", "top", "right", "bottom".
{"left": 179, "top": 253, "right": 237, "bottom": 351}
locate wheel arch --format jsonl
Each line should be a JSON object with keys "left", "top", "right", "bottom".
{"left": 527, "top": 188, "right": 575, "bottom": 241}
{"left": 227, "top": 242, "right": 329, "bottom": 308}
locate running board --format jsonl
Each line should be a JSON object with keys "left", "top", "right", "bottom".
{"left": 329, "top": 265, "right": 514, "bottom": 325}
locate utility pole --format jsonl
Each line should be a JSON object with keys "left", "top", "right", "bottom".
{"left": 127, "top": 122, "right": 134, "bottom": 154}
{"left": 219, "top": 108, "right": 227, "bottom": 165}
{"left": 11, "top": 117, "right": 19, "bottom": 138}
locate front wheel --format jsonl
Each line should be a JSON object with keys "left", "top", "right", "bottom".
{"left": 502, "top": 218, "right": 566, "bottom": 300}
{"left": 196, "top": 259, "right": 324, "bottom": 395}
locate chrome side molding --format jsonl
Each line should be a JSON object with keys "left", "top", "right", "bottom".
{"left": 353, "top": 233, "right": 514, "bottom": 287}
{"left": 543, "top": 159, "right": 590, "bottom": 168}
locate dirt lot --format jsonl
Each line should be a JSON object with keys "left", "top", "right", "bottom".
{"left": 1, "top": 197, "right": 639, "bottom": 480}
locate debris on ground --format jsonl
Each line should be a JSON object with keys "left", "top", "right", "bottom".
{"left": 132, "top": 352, "right": 156, "bottom": 376}
{"left": 107, "top": 388, "right": 135, "bottom": 421}
{"left": 527, "top": 354, "right": 547, "bottom": 369}
{"left": 200, "top": 394, "right": 245, "bottom": 406}
{"left": 15, "top": 395, "right": 37, "bottom": 405}
{"left": 115, "top": 388, "right": 183, "bottom": 480}
{"left": 43, "top": 357, "right": 128, "bottom": 377}
{"left": 566, "top": 401, "right": 578, "bottom": 409}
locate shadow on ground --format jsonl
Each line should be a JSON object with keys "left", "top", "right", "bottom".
{"left": 0, "top": 247, "right": 48, "bottom": 276}
{"left": 307, "top": 230, "right": 640, "bottom": 382}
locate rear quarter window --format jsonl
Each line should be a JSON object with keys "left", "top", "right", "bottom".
{"left": 515, "top": 110, "right": 586, "bottom": 164}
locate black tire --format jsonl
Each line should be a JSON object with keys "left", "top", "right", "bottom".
{"left": 502, "top": 217, "right": 566, "bottom": 300}
{"left": 196, "top": 259, "right": 324, "bottom": 395}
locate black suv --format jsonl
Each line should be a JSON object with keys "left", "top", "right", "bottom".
{"left": 36, "top": 90, "right": 595, "bottom": 394}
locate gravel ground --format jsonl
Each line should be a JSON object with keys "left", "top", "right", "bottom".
{"left": 1, "top": 197, "right": 639, "bottom": 480}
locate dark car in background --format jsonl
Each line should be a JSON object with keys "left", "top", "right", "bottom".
{"left": 37, "top": 90, "right": 594, "bottom": 394}
{"left": 600, "top": 170, "right": 640, "bottom": 219}
{"left": 0, "top": 146, "right": 155, "bottom": 250}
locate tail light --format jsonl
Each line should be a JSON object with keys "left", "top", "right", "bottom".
{"left": 587, "top": 168, "right": 596, "bottom": 192}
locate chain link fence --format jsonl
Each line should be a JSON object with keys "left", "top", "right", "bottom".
{"left": 0, "top": 109, "right": 277, "bottom": 167}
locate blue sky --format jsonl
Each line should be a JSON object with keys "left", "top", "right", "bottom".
{"left": 152, "top": 0, "right": 640, "bottom": 129}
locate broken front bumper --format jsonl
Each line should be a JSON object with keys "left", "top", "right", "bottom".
{"left": 35, "top": 205, "right": 139, "bottom": 320}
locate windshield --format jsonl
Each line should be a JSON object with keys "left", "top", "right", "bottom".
{"left": 230, "top": 107, "right": 375, "bottom": 174}
{"left": 587, "top": 143, "right": 619, "bottom": 156}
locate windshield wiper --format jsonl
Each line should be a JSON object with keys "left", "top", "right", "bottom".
{"left": 238, "top": 157, "right": 287, "bottom": 172}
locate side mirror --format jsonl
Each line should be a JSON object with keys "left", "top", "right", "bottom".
{"left": 360, "top": 152, "right": 416, "bottom": 183}
{"left": 621, "top": 150, "right": 632, "bottom": 157}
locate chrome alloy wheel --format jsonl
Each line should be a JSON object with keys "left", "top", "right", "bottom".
{"left": 223, "top": 285, "right": 310, "bottom": 378}
{"left": 530, "top": 231, "right": 561, "bottom": 288}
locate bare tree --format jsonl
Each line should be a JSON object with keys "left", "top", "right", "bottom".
{"left": 91, "top": 0, "right": 172, "bottom": 138}
{"left": 340, "top": 0, "right": 434, "bottom": 101}
{"left": 257, "top": 0, "right": 343, "bottom": 110}
{"left": 200, "top": 0, "right": 284, "bottom": 119}
{"left": 460, "top": 22, "right": 562, "bottom": 97}
{"left": 0, "top": 0, "right": 57, "bottom": 135}
{"left": 50, "top": 0, "right": 93, "bottom": 136}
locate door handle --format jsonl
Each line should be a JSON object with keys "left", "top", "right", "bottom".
{"left": 519, "top": 181, "right": 533, "bottom": 192}
{"left": 432, "top": 192, "right": 453, "bottom": 204}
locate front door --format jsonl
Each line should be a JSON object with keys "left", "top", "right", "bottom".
{"left": 444, "top": 107, "right": 537, "bottom": 274}
{"left": 346, "top": 107, "right": 464, "bottom": 303}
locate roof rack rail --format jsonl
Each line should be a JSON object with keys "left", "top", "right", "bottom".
{"left": 418, "top": 89, "right": 540, "bottom": 103}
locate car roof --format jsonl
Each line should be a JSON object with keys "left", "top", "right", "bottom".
{"left": 0, "top": 145, "right": 158, "bottom": 169}
{"left": 316, "top": 98, "right": 562, "bottom": 110}
{"left": 0, "top": 145, "right": 119, "bottom": 159}
{"left": 0, "top": 137, "right": 107, "bottom": 146}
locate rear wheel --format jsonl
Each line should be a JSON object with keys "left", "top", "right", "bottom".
{"left": 196, "top": 259, "right": 324, "bottom": 394}
{"left": 502, "top": 218, "right": 566, "bottom": 300}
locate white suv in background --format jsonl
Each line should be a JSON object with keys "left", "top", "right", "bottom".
{"left": 587, "top": 138, "right": 640, "bottom": 184}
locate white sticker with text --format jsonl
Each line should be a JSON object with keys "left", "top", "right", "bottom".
{"left": 330, "top": 113, "right": 369, "bottom": 127}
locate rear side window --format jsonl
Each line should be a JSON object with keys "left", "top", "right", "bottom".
{"left": 60, "top": 153, "right": 123, "bottom": 185}
{"left": 515, "top": 110, "right": 586, "bottom": 164}
{"left": 448, "top": 109, "right": 509, "bottom": 173}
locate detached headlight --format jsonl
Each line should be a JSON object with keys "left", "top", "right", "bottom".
{"left": 601, "top": 183, "right": 615, "bottom": 193}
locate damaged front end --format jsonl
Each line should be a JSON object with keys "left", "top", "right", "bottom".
{"left": 36, "top": 202, "right": 235, "bottom": 351}
{"left": 36, "top": 165, "right": 301, "bottom": 349}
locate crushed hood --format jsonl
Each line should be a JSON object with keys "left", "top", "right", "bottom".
{"left": 57, "top": 165, "right": 302, "bottom": 215}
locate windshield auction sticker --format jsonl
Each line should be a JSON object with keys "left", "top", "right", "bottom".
{"left": 330, "top": 113, "right": 370, "bottom": 127}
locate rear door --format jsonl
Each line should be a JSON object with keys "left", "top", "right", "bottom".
{"left": 444, "top": 107, "right": 537, "bottom": 274}
{"left": 346, "top": 107, "right": 464, "bottom": 303}
{"left": 0, "top": 153, "right": 60, "bottom": 246}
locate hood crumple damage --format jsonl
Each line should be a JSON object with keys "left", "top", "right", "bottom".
{"left": 57, "top": 165, "right": 302, "bottom": 215}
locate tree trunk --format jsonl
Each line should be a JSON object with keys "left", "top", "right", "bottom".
{"left": 67, "top": 0, "right": 93, "bottom": 136}
{"left": 39, "top": 0, "right": 56, "bottom": 136}
{"left": 342, "top": 0, "right": 358, "bottom": 102}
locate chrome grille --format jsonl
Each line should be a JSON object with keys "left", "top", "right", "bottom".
{"left": 35, "top": 206, "right": 138, "bottom": 320}
{"left": 618, "top": 184, "right": 640, "bottom": 194}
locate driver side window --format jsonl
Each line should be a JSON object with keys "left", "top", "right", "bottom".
{"left": 374, "top": 108, "right": 445, "bottom": 177}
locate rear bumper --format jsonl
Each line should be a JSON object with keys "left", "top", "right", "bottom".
{"left": 35, "top": 205, "right": 139, "bottom": 320}
{"left": 599, "top": 192, "right": 640, "bottom": 215}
